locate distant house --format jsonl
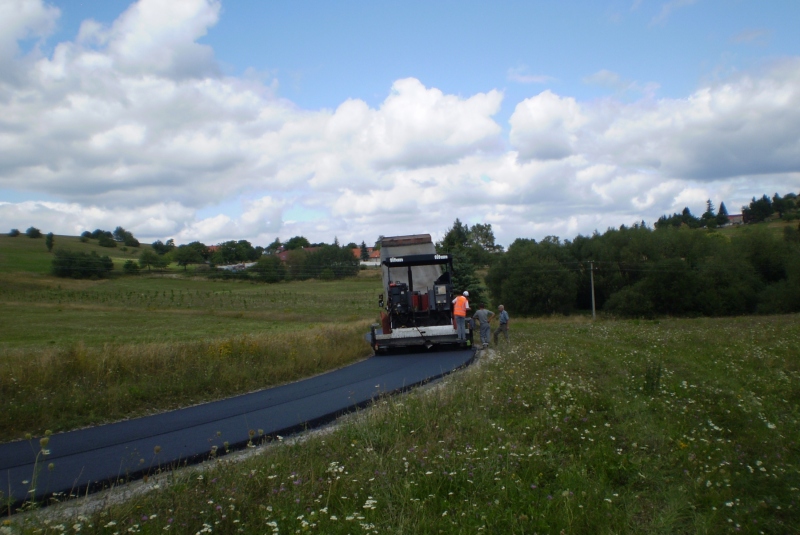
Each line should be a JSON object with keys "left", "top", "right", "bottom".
{"left": 348, "top": 246, "right": 381, "bottom": 266}
{"left": 359, "top": 248, "right": 381, "bottom": 267}
{"left": 351, "top": 246, "right": 378, "bottom": 259}
{"left": 726, "top": 214, "right": 744, "bottom": 225}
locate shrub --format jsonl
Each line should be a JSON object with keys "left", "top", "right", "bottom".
{"left": 122, "top": 260, "right": 140, "bottom": 274}
{"left": 52, "top": 250, "right": 114, "bottom": 279}
{"left": 98, "top": 235, "right": 117, "bottom": 248}
{"left": 604, "top": 283, "right": 655, "bottom": 318}
{"left": 8, "top": 229, "right": 20, "bottom": 237}
{"left": 251, "top": 255, "right": 286, "bottom": 283}
{"left": 301, "top": 244, "right": 361, "bottom": 280}
{"left": 26, "top": 227, "right": 42, "bottom": 238}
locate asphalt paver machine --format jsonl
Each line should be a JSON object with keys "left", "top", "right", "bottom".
{"left": 370, "top": 234, "right": 472, "bottom": 352}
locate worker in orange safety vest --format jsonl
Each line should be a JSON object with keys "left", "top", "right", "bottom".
{"left": 452, "top": 291, "right": 470, "bottom": 343}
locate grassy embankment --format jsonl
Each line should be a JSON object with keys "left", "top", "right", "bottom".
{"left": 0, "top": 234, "right": 381, "bottom": 441}
{"left": 6, "top": 315, "right": 799, "bottom": 533}
{"left": 714, "top": 218, "right": 797, "bottom": 239}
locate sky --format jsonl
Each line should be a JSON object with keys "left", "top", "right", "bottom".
{"left": 1, "top": 0, "right": 799, "bottom": 249}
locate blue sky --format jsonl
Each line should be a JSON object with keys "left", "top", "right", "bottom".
{"left": 1, "top": 0, "right": 799, "bottom": 247}
{"left": 49, "top": 1, "right": 799, "bottom": 109}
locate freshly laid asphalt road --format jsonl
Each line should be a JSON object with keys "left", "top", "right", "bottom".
{"left": 0, "top": 348, "right": 474, "bottom": 509}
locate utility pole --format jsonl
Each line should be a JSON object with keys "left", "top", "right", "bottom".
{"left": 589, "top": 261, "right": 596, "bottom": 321}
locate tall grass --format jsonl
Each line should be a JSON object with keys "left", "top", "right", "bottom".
{"left": 9, "top": 315, "right": 799, "bottom": 533}
{"left": 0, "top": 323, "right": 372, "bottom": 442}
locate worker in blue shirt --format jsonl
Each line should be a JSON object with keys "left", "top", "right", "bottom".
{"left": 493, "top": 305, "right": 509, "bottom": 344}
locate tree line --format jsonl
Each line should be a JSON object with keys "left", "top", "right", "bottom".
{"left": 434, "top": 191, "right": 800, "bottom": 318}
{"left": 485, "top": 220, "right": 800, "bottom": 318}
{"left": 655, "top": 192, "right": 800, "bottom": 229}
{"left": 486, "top": 224, "right": 800, "bottom": 317}
{"left": 31, "top": 187, "right": 800, "bottom": 314}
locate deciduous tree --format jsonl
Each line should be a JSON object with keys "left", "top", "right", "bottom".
{"left": 173, "top": 245, "right": 204, "bottom": 271}
{"left": 265, "top": 238, "right": 282, "bottom": 254}
{"left": 283, "top": 236, "right": 310, "bottom": 250}
{"left": 139, "top": 249, "right": 166, "bottom": 271}
{"left": 251, "top": 255, "right": 286, "bottom": 283}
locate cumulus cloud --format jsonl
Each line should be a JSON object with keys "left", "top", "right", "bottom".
{"left": 99, "top": 0, "right": 221, "bottom": 79}
{"left": 1, "top": 0, "right": 799, "bottom": 248}
{"left": 0, "top": 0, "right": 503, "bottom": 215}
{"left": 509, "top": 91, "right": 587, "bottom": 161}
{"left": 0, "top": 0, "right": 59, "bottom": 82}
{"left": 512, "top": 60, "right": 800, "bottom": 181}
{"left": 597, "top": 63, "right": 800, "bottom": 180}
{"left": 173, "top": 201, "right": 283, "bottom": 245}
{"left": 0, "top": 200, "right": 195, "bottom": 237}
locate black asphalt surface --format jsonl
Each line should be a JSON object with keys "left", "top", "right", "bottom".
{"left": 1, "top": 349, "right": 474, "bottom": 509}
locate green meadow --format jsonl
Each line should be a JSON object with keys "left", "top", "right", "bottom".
{"left": 0, "top": 234, "right": 145, "bottom": 274}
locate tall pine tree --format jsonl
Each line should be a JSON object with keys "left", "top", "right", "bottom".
{"left": 716, "top": 202, "right": 729, "bottom": 225}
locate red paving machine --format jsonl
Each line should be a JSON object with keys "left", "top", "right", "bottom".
{"left": 370, "top": 234, "right": 472, "bottom": 352}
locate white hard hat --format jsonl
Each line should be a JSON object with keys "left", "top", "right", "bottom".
{"left": 463, "top": 291, "right": 469, "bottom": 296}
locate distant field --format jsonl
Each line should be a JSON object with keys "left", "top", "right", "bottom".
{"left": 0, "top": 234, "right": 147, "bottom": 274}
{"left": 714, "top": 218, "right": 796, "bottom": 238}
{"left": 0, "top": 271, "right": 381, "bottom": 348}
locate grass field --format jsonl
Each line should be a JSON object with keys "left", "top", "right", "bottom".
{"left": 0, "top": 271, "right": 382, "bottom": 441}
{"left": 0, "top": 239, "right": 384, "bottom": 441}
{"left": 713, "top": 218, "right": 796, "bottom": 239}
{"left": 0, "top": 271, "right": 381, "bottom": 348}
{"left": 0, "top": 234, "right": 147, "bottom": 274}
{"left": 6, "top": 315, "right": 798, "bottom": 533}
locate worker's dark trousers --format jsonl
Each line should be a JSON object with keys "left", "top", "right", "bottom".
{"left": 493, "top": 323, "right": 508, "bottom": 343}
